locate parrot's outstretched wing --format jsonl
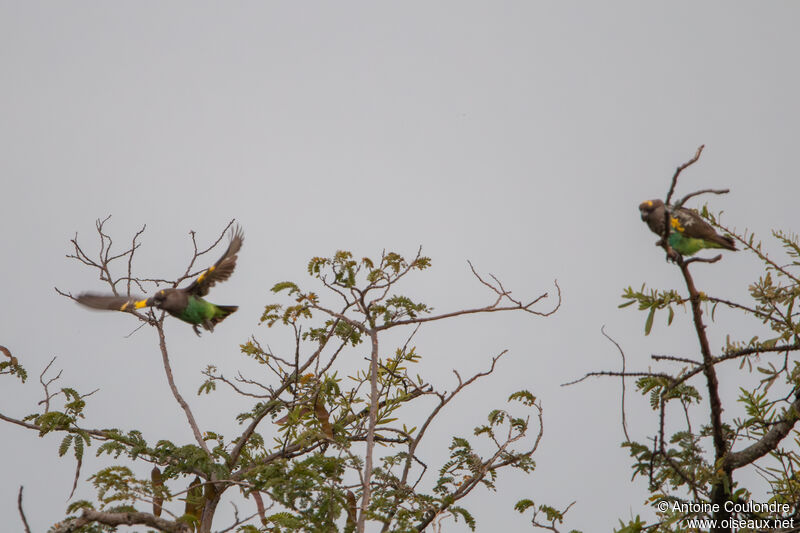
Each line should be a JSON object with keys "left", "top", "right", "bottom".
{"left": 76, "top": 293, "right": 151, "bottom": 312}
{"left": 185, "top": 225, "right": 244, "bottom": 297}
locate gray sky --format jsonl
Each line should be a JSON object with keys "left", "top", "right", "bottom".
{"left": 2, "top": 2, "right": 800, "bottom": 531}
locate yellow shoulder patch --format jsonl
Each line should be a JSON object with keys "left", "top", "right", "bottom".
{"left": 122, "top": 300, "right": 148, "bottom": 311}
{"left": 197, "top": 265, "right": 216, "bottom": 283}
{"left": 670, "top": 217, "right": 685, "bottom": 233}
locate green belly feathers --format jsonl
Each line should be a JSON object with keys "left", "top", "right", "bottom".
{"left": 669, "top": 233, "right": 719, "bottom": 256}
{"left": 174, "top": 297, "right": 218, "bottom": 324}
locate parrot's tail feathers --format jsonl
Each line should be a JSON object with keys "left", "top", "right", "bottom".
{"left": 212, "top": 305, "right": 238, "bottom": 324}
{"left": 718, "top": 234, "right": 737, "bottom": 251}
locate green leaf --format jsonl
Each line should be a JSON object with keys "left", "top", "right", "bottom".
{"left": 450, "top": 506, "right": 476, "bottom": 530}
{"left": 66, "top": 500, "right": 94, "bottom": 514}
{"left": 74, "top": 433, "right": 84, "bottom": 460}
{"left": 59, "top": 435, "right": 73, "bottom": 457}
{"left": 198, "top": 380, "right": 216, "bottom": 395}
{"left": 514, "top": 499, "right": 535, "bottom": 512}
{"left": 644, "top": 307, "right": 655, "bottom": 335}
{"left": 272, "top": 281, "right": 299, "bottom": 294}
{"left": 509, "top": 390, "right": 537, "bottom": 405}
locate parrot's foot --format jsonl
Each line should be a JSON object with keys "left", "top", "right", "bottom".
{"left": 193, "top": 324, "right": 202, "bottom": 337}
{"left": 666, "top": 247, "right": 681, "bottom": 263}
{"left": 657, "top": 239, "right": 681, "bottom": 263}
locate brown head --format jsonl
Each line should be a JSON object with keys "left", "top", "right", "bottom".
{"left": 150, "top": 288, "right": 188, "bottom": 314}
{"left": 639, "top": 199, "right": 664, "bottom": 221}
{"left": 639, "top": 198, "right": 668, "bottom": 236}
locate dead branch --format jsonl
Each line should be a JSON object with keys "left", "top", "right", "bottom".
{"left": 665, "top": 145, "right": 705, "bottom": 206}
{"left": 674, "top": 188, "right": 730, "bottom": 209}
{"left": 179, "top": 219, "right": 236, "bottom": 284}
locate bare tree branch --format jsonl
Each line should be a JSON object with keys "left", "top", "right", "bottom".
{"left": 674, "top": 188, "right": 730, "bottom": 209}
{"left": 651, "top": 354, "right": 702, "bottom": 366}
{"left": 51, "top": 508, "right": 192, "bottom": 533}
{"left": 18, "top": 486, "right": 31, "bottom": 533}
{"left": 601, "top": 326, "right": 630, "bottom": 442}
{"left": 155, "top": 321, "right": 211, "bottom": 456}
{"left": 665, "top": 144, "right": 705, "bottom": 206}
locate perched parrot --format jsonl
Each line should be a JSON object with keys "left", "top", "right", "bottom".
{"left": 76, "top": 225, "right": 243, "bottom": 335}
{"left": 639, "top": 199, "right": 736, "bottom": 257}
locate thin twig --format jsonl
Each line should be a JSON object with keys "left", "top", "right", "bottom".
{"left": 562, "top": 370, "right": 673, "bottom": 387}
{"left": 602, "top": 326, "right": 630, "bottom": 442}
{"left": 651, "top": 354, "right": 702, "bottom": 366}
{"left": 674, "top": 188, "right": 730, "bottom": 209}
{"left": 18, "top": 486, "right": 32, "bottom": 533}
{"left": 665, "top": 145, "right": 705, "bottom": 205}
{"left": 683, "top": 254, "right": 722, "bottom": 265}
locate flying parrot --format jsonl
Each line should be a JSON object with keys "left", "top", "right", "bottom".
{"left": 76, "top": 225, "right": 243, "bottom": 335}
{"left": 639, "top": 199, "right": 736, "bottom": 257}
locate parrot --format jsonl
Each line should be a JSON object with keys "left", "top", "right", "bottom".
{"left": 76, "top": 225, "right": 243, "bottom": 335}
{"left": 639, "top": 199, "right": 736, "bottom": 257}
